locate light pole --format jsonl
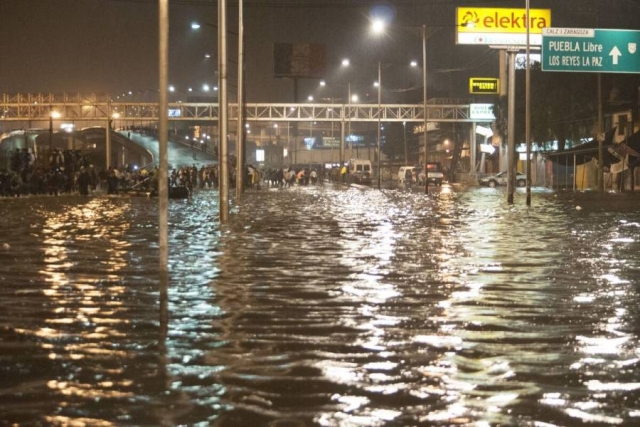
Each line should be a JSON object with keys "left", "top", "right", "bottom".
{"left": 422, "top": 24, "right": 429, "bottom": 195}
{"left": 377, "top": 61, "right": 382, "bottom": 190}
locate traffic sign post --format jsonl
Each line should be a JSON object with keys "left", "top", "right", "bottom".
{"left": 542, "top": 28, "right": 640, "bottom": 73}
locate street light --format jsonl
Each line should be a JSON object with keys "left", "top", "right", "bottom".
{"left": 377, "top": 61, "right": 382, "bottom": 190}
{"left": 371, "top": 19, "right": 429, "bottom": 193}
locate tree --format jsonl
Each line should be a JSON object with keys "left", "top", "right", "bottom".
{"left": 493, "top": 63, "right": 640, "bottom": 152}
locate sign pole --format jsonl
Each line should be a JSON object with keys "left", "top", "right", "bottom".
{"left": 507, "top": 50, "right": 516, "bottom": 204}
{"left": 598, "top": 74, "right": 604, "bottom": 192}
{"left": 525, "top": 0, "right": 532, "bottom": 206}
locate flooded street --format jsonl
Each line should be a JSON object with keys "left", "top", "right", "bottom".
{"left": 1, "top": 184, "right": 640, "bottom": 426}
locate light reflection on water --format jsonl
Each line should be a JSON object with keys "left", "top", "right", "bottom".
{"left": 0, "top": 187, "right": 640, "bottom": 425}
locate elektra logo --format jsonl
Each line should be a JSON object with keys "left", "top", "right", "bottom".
{"left": 462, "top": 10, "right": 479, "bottom": 27}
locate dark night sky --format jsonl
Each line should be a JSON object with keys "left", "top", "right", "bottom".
{"left": 1, "top": 0, "right": 639, "bottom": 103}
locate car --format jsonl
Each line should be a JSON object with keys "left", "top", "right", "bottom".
{"left": 424, "top": 162, "right": 444, "bottom": 186}
{"left": 479, "top": 171, "right": 526, "bottom": 188}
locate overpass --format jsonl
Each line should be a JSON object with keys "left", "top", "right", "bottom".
{"left": 1, "top": 93, "right": 482, "bottom": 124}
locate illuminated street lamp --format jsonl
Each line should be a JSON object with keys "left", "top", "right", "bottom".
{"left": 371, "top": 18, "right": 429, "bottom": 193}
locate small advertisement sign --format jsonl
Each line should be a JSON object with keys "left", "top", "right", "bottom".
{"left": 469, "top": 103, "right": 496, "bottom": 120}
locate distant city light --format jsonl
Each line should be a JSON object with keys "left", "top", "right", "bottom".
{"left": 203, "top": 84, "right": 210, "bottom": 91}
{"left": 410, "top": 60, "right": 418, "bottom": 67}
{"left": 307, "top": 95, "right": 314, "bottom": 101}
{"left": 191, "top": 22, "right": 201, "bottom": 30}
{"left": 341, "top": 58, "right": 350, "bottom": 66}
{"left": 168, "top": 85, "right": 175, "bottom": 92}
{"left": 374, "top": 81, "right": 379, "bottom": 87}
{"left": 319, "top": 80, "right": 326, "bottom": 86}
{"left": 351, "top": 94, "right": 359, "bottom": 102}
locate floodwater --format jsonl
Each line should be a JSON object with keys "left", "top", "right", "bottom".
{"left": 1, "top": 184, "right": 640, "bottom": 426}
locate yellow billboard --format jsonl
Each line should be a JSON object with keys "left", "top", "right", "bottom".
{"left": 456, "top": 8, "right": 551, "bottom": 45}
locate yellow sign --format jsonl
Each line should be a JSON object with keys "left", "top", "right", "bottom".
{"left": 469, "top": 78, "right": 499, "bottom": 94}
{"left": 456, "top": 8, "right": 551, "bottom": 45}
{"left": 457, "top": 8, "right": 551, "bottom": 33}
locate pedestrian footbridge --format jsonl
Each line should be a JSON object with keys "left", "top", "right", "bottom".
{"left": 1, "top": 93, "right": 483, "bottom": 124}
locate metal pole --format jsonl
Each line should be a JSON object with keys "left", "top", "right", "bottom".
{"left": 219, "top": 0, "right": 229, "bottom": 221}
{"left": 340, "top": 120, "right": 345, "bottom": 167}
{"left": 158, "top": 0, "right": 169, "bottom": 271}
{"left": 106, "top": 99, "right": 111, "bottom": 169}
{"left": 597, "top": 74, "right": 604, "bottom": 192}
{"left": 348, "top": 82, "right": 352, "bottom": 160}
{"left": 422, "top": 25, "right": 429, "bottom": 194}
{"left": 236, "top": 0, "right": 244, "bottom": 199}
{"left": 403, "top": 122, "right": 408, "bottom": 165}
{"left": 470, "top": 122, "right": 477, "bottom": 172}
{"left": 499, "top": 50, "right": 508, "bottom": 171}
{"left": 525, "top": 0, "right": 532, "bottom": 205}
{"left": 507, "top": 50, "right": 516, "bottom": 204}
{"left": 377, "top": 60, "right": 381, "bottom": 190}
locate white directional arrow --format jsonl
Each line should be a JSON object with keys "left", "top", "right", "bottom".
{"left": 609, "top": 46, "right": 622, "bottom": 65}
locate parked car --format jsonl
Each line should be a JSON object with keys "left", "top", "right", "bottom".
{"left": 479, "top": 171, "right": 526, "bottom": 188}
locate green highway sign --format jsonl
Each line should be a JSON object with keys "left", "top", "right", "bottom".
{"left": 542, "top": 28, "right": 640, "bottom": 73}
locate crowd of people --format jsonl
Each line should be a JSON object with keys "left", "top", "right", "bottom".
{"left": 1, "top": 148, "right": 98, "bottom": 197}
{"left": 1, "top": 150, "right": 336, "bottom": 198}
{"left": 261, "top": 167, "right": 325, "bottom": 188}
